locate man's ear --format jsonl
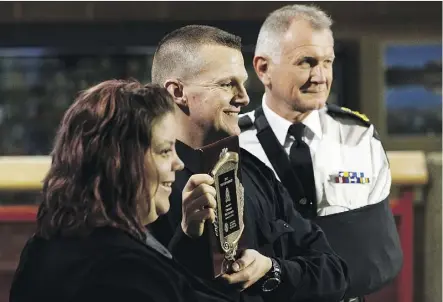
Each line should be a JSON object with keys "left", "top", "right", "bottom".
{"left": 253, "top": 55, "right": 272, "bottom": 86}
{"left": 164, "top": 79, "right": 187, "bottom": 107}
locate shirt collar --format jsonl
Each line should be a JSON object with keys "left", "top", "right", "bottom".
{"left": 261, "top": 94, "right": 323, "bottom": 144}
{"left": 303, "top": 107, "right": 323, "bottom": 140}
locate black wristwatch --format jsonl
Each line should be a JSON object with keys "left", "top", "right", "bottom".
{"left": 261, "top": 258, "right": 282, "bottom": 292}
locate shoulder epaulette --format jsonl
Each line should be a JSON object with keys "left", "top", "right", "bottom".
{"left": 326, "top": 104, "right": 371, "bottom": 127}
{"left": 238, "top": 114, "right": 254, "bottom": 131}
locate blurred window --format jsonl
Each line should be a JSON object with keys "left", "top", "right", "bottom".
{"left": 384, "top": 44, "right": 442, "bottom": 136}
{"left": 0, "top": 47, "right": 155, "bottom": 156}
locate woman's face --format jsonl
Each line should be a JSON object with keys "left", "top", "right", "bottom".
{"left": 143, "top": 113, "right": 184, "bottom": 224}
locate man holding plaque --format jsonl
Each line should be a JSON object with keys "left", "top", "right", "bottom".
{"left": 149, "top": 25, "right": 348, "bottom": 302}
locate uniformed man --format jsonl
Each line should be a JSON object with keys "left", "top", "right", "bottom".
{"left": 238, "top": 4, "right": 403, "bottom": 302}
{"left": 149, "top": 24, "right": 348, "bottom": 302}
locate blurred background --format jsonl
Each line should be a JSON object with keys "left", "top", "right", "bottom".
{"left": 0, "top": 1, "right": 441, "bottom": 302}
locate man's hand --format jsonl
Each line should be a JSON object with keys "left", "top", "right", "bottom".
{"left": 221, "top": 249, "right": 273, "bottom": 291}
{"left": 181, "top": 174, "right": 217, "bottom": 239}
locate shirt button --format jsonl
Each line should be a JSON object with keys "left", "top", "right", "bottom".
{"left": 299, "top": 197, "right": 307, "bottom": 205}
{"left": 283, "top": 223, "right": 289, "bottom": 228}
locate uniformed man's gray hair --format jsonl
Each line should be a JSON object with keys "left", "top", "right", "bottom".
{"left": 255, "top": 4, "right": 333, "bottom": 62}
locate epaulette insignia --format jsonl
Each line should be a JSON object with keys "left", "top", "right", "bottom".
{"left": 326, "top": 104, "right": 371, "bottom": 127}
{"left": 340, "top": 107, "right": 370, "bottom": 123}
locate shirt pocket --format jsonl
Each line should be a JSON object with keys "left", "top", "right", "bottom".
{"left": 256, "top": 219, "right": 294, "bottom": 258}
{"left": 319, "top": 142, "right": 373, "bottom": 211}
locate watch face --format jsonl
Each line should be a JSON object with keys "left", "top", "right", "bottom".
{"left": 262, "top": 277, "right": 281, "bottom": 292}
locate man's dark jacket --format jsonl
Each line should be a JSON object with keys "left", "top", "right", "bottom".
{"left": 150, "top": 141, "right": 348, "bottom": 302}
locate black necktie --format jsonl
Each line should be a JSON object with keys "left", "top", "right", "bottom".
{"left": 288, "top": 123, "right": 317, "bottom": 218}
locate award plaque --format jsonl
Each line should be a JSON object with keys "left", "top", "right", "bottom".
{"left": 199, "top": 136, "right": 246, "bottom": 278}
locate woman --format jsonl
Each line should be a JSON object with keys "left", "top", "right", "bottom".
{"left": 9, "top": 80, "right": 234, "bottom": 302}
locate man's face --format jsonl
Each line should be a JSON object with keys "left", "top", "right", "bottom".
{"left": 182, "top": 45, "right": 249, "bottom": 138}
{"left": 267, "top": 19, "right": 335, "bottom": 112}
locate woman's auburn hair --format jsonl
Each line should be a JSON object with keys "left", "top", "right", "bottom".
{"left": 36, "top": 79, "right": 175, "bottom": 241}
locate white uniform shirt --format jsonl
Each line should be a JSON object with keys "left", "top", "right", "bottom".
{"left": 239, "top": 97, "right": 391, "bottom": 216}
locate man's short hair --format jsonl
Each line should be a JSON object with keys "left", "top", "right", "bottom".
{"left": 255, "top": 4, "right": 333, "bottom": 61}
{"left": 152, "top": 25, "right": 242, "bottom": 85}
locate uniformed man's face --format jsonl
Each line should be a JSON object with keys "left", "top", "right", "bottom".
{"left": 265, "top": 20, "right": 334, "bottom": 112}
{"left": 183, "top": 45, "right": 250, "bottom": 138}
